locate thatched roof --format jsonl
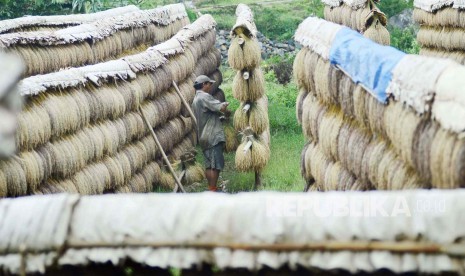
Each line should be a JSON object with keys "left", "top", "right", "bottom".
{"left": 0, "top": 4, "right": 187, "bottom": 47}
{"left": 0, "top": 53, "right": 23, "bottom": 98}
{"left": 1, "top": 191, "right": 465, "bottom": 274}
{"left": 231, "top": 4, "right": 258, "bottom": 37}
{"left": 414, "top": 0, "right": 465, "bottom": 12}
{"left": 0, "top": 6, "right": 139, "bottom": 34}
{"left": 18, "top": 14, "right": 216, "bottom": 96}
{"left": 321, "top": 0, "right": 371, "bottom": 9}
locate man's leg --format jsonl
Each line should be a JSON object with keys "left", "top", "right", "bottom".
{"left": 206, "top": 169, "right": 220, "bottom": 191}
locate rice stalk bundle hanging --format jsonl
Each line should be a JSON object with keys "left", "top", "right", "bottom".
{"left": 338, "top": 167, "right": 357, "bottom": 191}
{"left": 338, "top": 76, "right": 356, "bottom": 118}
{"left": 314, "top": 58, "right": 332, "bottom": 103}
{"left": 16, "top": 107, "right": 52, "bottom": 152}
{"left": 123, "top": 112, "right": 145, "bottom": 142}
{"left": 324, "top": 161, "right": 342, "bottom": 191}
{"left": 36, "top": 144, "right": 54, "bottom": 180}
{"left": 353, "top": 85, "right": 369, "bottom": 128}
{"left": 328, "top": 64, "right": 343, "bottom": 104}
{"left": 411, "top": 120, "right": 438, "bottom": 182}
{"left": 250, "top": 137, "right": 270, "bottom": 172}
{"left": 303, "top": 95, "right": 328, "bottom": 141}
{"left": 232, "top": 68, "right": 265, "bottom": 102}
{"left": 115, "top": 185, "right": 131, "bottom": 193}
{"left": 116, "top": 79, "right": 144, "bottom": 112}
{"left": 141, "top": 101, "right": 162, "bottom": 129}
{"left": 41, "top": 179, "right": 78, "bottom": 194}
{"left": 128, "top": 173, "right": 147, "bottom": 193}
{"left": 159, "top": 165, "right": 178, "bottom": 190}
{"left": 228, "top": 31, "right": 261, "bottom": 71}
{"left": 73, "top": 162, "right": 110, "bottom": 195}
{"left": 363, "top": 17, "right": 390, "bottom": 45}
{"left": 249, "top": 100, "right": 269, "bottom": 134}
{"left": 42, "top": 92, "right": 82, "bottom": 138}
{"left": 336, "top": 120, "right": 356, "bottom": 169}
{"left": 375, "top": 148, "right": 398, "bottom": 190}
{"left": 235, "top": 137, "right": 254, "bottom": 173}
{"left": 301, "top": 142, "right": 312, "bottom": 181}
{"left": 318, "top": 107, "right": 344, "bottom": 160}
{"left": 344, "top": 123, "right": 372, "bottom": 178}
{"left": 451, "top": 138, "right": 465, "bottom": 188}
{"left": 0, "top": 170, "right": 7, "bottom": 197}
{"left": 307, "top": 142, "right": 331, "bottom": 187}
{"left": 47, "top": 137, "right": 81, "bottom": 179}
{"left": 140, "top": 135, "right": 158, "bottom": 161}
{"left": 148, "top": 67, "right": 173, "bottom": 98}
{"left": 293, "top": 48, "right": 308, "bottom": 88}
{"left": 99, "top": 121, "right": 120, "bottom": 156}
{"left": 303, "top": 51, "right": 320, "bottom": 93}
{"left": 224, "top": 120, "right": 239, "bottom": 153}
{"left": 419, "top": 47, "right": 465, "bottom": 65}
{"left": 233, "top": 104, "right": 249, "bottom": 131}
{"left": 87, "top": 85, "right": 126, "bottom": 121}
{"left": 103, "top": 156, "right": 125, "bottom": 189}
{"left": 366, "top": 138, "right": 388, "bottom": 186}
{"left": 430, "top": 128, "right": 457, "bottom": 189}
{"left": 123, "top": 143, "right": 148, "bottom": 176}
{"left": 296, "top": 89, "right": 308, "bottom": 125}
{"left": 114, "top": 151, "right": 132, "bottom": 184}
{"left": 384, "top": 102, "right": 423, "bottom": 168}
{"left": 0, "top": 159, "right": 27, "bottom": 197}
{"left": 142, "top": 161, "right": 161, "bottom": 192}
{"left": 18, "top": 150, "right": 45, "bottom": 193}
{"left": 183, "top": 159, "right": 205, "bottom": 185}
{"left": 366, "top": 94, "right": 386, "bottom": 136}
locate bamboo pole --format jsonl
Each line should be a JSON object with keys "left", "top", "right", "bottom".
{"left": 172, "top": 80, "right": 198, "bottom": 129}
{"left": 138, "top": 106, "right": 186, "bottom": 193}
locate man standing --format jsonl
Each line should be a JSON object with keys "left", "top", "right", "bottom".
{"left": 192, "top": 75, "right": 229, "bottom": 192}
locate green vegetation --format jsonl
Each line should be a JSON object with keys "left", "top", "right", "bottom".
{"left": 378, "top": 0, "right": 414, "bottom": 18}
{"left": 200, "top": 0, "right": 323, "bottom": 41}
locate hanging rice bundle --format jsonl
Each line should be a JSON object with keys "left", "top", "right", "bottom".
{"left": 411, "top": 120, "right": 437, "bottom": 182}
{"left": 337, "top": 167, "right": 357, "bottom": 191}
{"left": 303, "top": 51, "right": 320, "bottom": 93}
{"left": 184, "top": 161, "right": 205, "bottom": 185}
{"left": 136, "top": 73, "right": 156, "bottom": 100}
{"left": 88, "top": 84, "right": 126, "bottom": 121}
{"left": 73, "top": 163, "right": 110, "bottom": 195}
{"left": 116, "top": 79, "right": 144, "bottom": 112}
{"left": 327, "top": 64, "right": 343, "bottom": 104}
{"left": 0, "top": 170, "right": 7, "bottom": 197}
{"left": 307, "top": 142, "right": 331, "bottom": 187}
{"left": 353, "top": 85, "right": 369, "bottom": 128}
{"left": 336, "top": 121, "right": 355, "bottom": 168}
{"left": 142, "top": 161, "right": 161, "bottom": 192}
{"left": 18, "top": 150, "right": 45, "bottom": 192}
{"left": 228, "top": 31, "right": 261, "bottom": 71}
{"left": 300, "top": 142, "right": 311, "bottom": 181}
{"left": 384, "top": 102, "right": 423, "bottom": 167}
{"left": 303, "top": 95, "right": 328, "bottom": 141}
{"left": 123, "top": 143, "right": 147, "bottom": 176}
{"left": 344, "top": 124, "right": 372, "bottom": 178}
{"left": 232, "top": 68, "right": 265, "bottom": 102}
{"left": 16, "top": 97, "right": 52, "bottom": 151}
{"left": 224, "top": 121, "right": 239, "bottom": 153}
{"left": 113, "top": 151, "right": 132, "bottom": 184}
{"left": 103, "top": 156, "right": 125, "bottom": 189}
{"left": 128, "top": 173, "right": 147, "bottom": 193}
{"left": 318, "top": 107, "right": 344, "bottom": 160}
{"left": 296, "top": 89, "right": 308, "bottom": 125}
{"left": 451, "top": 138, "right": 465, "bottom": 188}
{"left": 366, "top": 94, "right": 386, "bottom": 136}
{"left": 430, "top": 128, "right": 457, "bottom": 189}
{"left": 250, "top": 137, "right": 270, "bottom": 172}
{"left": 233, "top": 104, "right": 249, "bottom": 131}
{"left": 338, "top": 76, "right": 356, "bottom": 118}
{"left": 42, "top": 179, "right": 78, "bottom": 194}
{"left": 363, "top": 17, "right": 390, "bottom": 45}
{"left": 159, "top": 166, "right": 176, "bottom": 190}
{"left": 314, "top": 58, "right": 332, "bottom": 103}
{"left": 323, "top": 161, "right": 341, "bottom": 191}
{"left": 249, "top": 100, "right": 269, "bottom": 134}
{"left": 0, "top": 159, "right": 27, "bottom": 197}
{"left": 42, "top": 92, "right": 82, "bottom": 138}
{"left": 98, "top": 121, "right": 120, "bottom": 156}
{"left": 293, "top": 48, "right": 308, "bottom": 88}
{"left": 235, "top": 141, "right": 253, "bottom": 172}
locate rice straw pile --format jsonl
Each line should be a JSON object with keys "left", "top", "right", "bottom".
{"left": 414, "top": 0, "right": 465, "bottom": 64}
{"left": 323, "top": 0, "right": 390, "bottom": 45}
{"left": 0, "top": 4, "right": 190, "bottom": 77}
{"left": 294, "top": 16, "right": 465, "bottom": 191}
{"left": 229, "top": 4, "right": 270, "bottom": 173}
{"left": 0, "top": 14, "right": 220, "bottom": 197}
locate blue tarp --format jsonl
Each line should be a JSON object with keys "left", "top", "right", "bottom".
{"left": 329, "top": 27, "right": 406, "bottom": 103}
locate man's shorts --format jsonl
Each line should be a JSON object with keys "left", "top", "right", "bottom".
{"left": 203, "top": 142, "right": 225, "bottom": 171}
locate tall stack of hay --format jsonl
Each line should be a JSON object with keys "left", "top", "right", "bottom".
{"left": 228, "top": 4, "right": 270, "bottom": 184}
{"left": 0, "top": 4, "right": 189, "bottom": 77}
{"left": 323, "top": 0, "right": 390, "bottom": 45}
{"left": 0, "top": 5, "right": 140, "bottom": 34}
{"left": 0, "top": 13, "right": 221, "bottom": 197}
{"left": 414, "top": 0, "right": 465, "bottom": 64}
{"left": 294, "top": 17, "right": 465, "bottom": 191}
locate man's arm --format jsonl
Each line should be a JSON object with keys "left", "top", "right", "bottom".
{"left": 204, "top": 96, "right": 229, "bottom": 113}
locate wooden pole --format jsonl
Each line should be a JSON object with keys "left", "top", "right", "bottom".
{"left": 172, "top": 80, "right": 198, "bottom": 129}
{"left": 138, "top": 106, "right": 186, "bottom": 193}
{"left": 173, "top": 170, "right": 186, "bottom": 193}
{"left": 254, "top": 171, "right": 261, "bottom": 190}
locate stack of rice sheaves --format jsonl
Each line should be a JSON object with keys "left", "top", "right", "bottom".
{"left": 414, "top": 0, "right": 465, "bottom": 64}
{"left": 0, "top": 14, "right": 221, "bottom": 197}
{"left": 294, "top": 17, "right": 465, "bottom": 191}
{"left": 0, "top": 5, "right": 140, "bottom": 34}
{"left": 228, "top": 4, "right": 270, "bottom": 173}
{"left": 0, "top": 3, "right": 189, "bottom": 77}
{"left": 322, "top": 0, "right": 390, "bottom": 45}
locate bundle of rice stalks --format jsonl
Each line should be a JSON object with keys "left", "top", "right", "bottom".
{"left": 337, "top": 167, "right": 357, "bottom": 191}
{"left": 113, "top": 151, "right": 132, "bottom": 184}
{"left": 296, "top": 89, "right": 308, "bottom": 125}
{"left": 124, "top": 143, "right": 149, "bottom": 176}
{"left": 344, "top": 124, "right": 372, "bottom": 178}
{"left": 233, "top": 100, "right": 269, "bottom": 134}
{"left": 239, "top": 66, "right": 261, "bottom": 96}
{"left": 363, "top": 17, "right": 390, "bottom": 45}
{"left": 88, "top": 84, "right": 126, "bottom": 121}
{"left": 303, "top": 51, "right": 320, "bottom": 93}
{"left": 16, "top": 98, "right": 52, "bottom": 151}
{"left": 18, "top": 150, "right": 45, "bottom": 192}
{"left": 338, "top": 76, "right": 356, "bottom": 118}
{"left": 116, "top": 79, "right": 145, "bottom": 112}
{"left": 235, "top": 141, "right": 253, "bottom": 172}
{"left": 0, "top": 169, "right": 7, "bottom": 197}
{"left": 323, "top": 161, "right": 341, "bottom": 191}
{"left": 140, "top": 135, "right": 158, "bottom": 160}
{"left": 41, "top": 179, "right": 79, "bottom": 194}
{"left": 307, "top": 142, "right": 331, "bottom": 187}
{"left": 115, "top": 185, "right": 131, "bottom": 194}
{"left": 430, "top": 128, "right": 458, "bottom": 189}
{"left": 0, "top": 159, "right": 27, "bottom": 196}
{"left": 159, "top": 166, "right": 177, "bottom": 190}
{"left": 384, "top": 102, "right": 423, "bottom": 167}
{"left": 184, "top": 162, "right": 205, "bottom": 186}
{"left": 412, "top": 120, "right": 438, "bottom": 182}
{"left": 365, "top": 94, "right": 386, "bottom": 136}
{"left": 302, "top": 95, "right": 328, "bottom": 141}
{"left": 328, "top": 65, "right": 343, "bottom": 104}
{"left": 103, "top": 156, "right": 125, "bottom": 189}
{"left": 336, "top": 121, "right": 355, "bottom": 168}
{"left": 141, "top": 161, "right": 161, "bottom": 192}
{"left": 353, "top": 85, "right": 369, "bottom": 128}
{"left": 413, "top": 8, "right": 465, "bottom": 28}
{"left": 73, "top": 163, "right": 110, "bottom": 195}
{"left": 47, "top": 137, "right": 84, "bottom": 179}
{"left": 224, "top": 121, "right": 239, "bottom": 153}
{"left": 419, "top": 47, "right": 465, "bottom": 65}
{"left": 318, "top": 107, "right": 344, "bottom": 160}
{"left": 128, "top": 173, "right": 147, "bottom": 193}
{"left": 293, "top": 48, "right": 308, "bottom": 88}
{"left": 149, "top": 67, "right": 173, "bottom": 97}
{"left": 228, "top": 31, "right": 261, "bottom": 71}
{"left": 314, "top": 58, "right": 332, "bottom": 103}
{"left": 417, "top": 26, "right": 465, "bottom": 51}
{"left": 300, "top": 142, "right": 311, "bottom": 181}
{"left": 42, "top": 92, "right": 83, "bottom": 138}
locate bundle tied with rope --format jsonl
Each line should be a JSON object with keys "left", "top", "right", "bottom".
{"left": 323, "top": 0, "right": 390, "bottom": 45}
{"left": 229, "top": 4, "right": 270, "bottom": 185}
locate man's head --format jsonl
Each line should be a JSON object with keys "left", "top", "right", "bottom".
{"left": 0, "top": 54, "right": 24, "bottom": 159}
{"left": 194, "top": 75, "right": 216, "bottom": 94}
